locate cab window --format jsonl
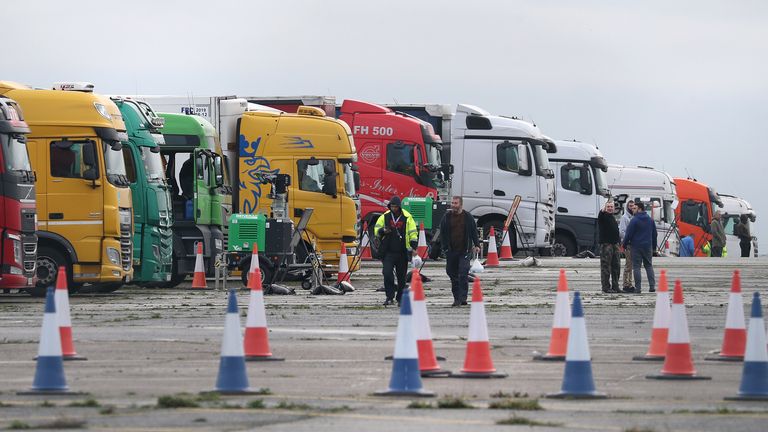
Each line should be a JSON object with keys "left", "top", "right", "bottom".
{"left": 496, "top": 142, "right": 520, "bottom": 172}
{"left": 561, "top": 164, "right": 591, "bottom": 194}
{"left": 386, "top": 142, "right": 415, "bottom": 176}
{"left": 123, "top": 147, "right": 137, "bottom": 183}
{"left": 297, "top": 159, "right": 336, "bottom": 194}
{"left": 681, "top": 201, "right": 708, "bottom": 227}
{"left": 49, "top": 141, "right": 92, "bottom": 179}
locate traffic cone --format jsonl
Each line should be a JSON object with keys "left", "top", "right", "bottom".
{"left": 375, "top": 287, "right": 435, "bottom": 397}
{"left": 534, "top": 269, "right": 570, "bottom": 361}
{"left": 706, "top": 270, "right": 746, "bottom": 362}
{"left": 665, "top": 240, "right": 671, "bottom": 256}
{"left": 647, "top": 280, "right": 711, "bottom": 380}
{"left": 337, "top": 243, "right": 351, "bottom": 284}
{"left": 191, "top": 242, "right": 208, "bottom": 289}
{"left": 633, "top": 270, "right": 671, "bottom": 361}
{"left": 499, "top": 226, "right": 514, "bottom": 260}
{"left": 360, "top": 221, "right": 373, "bottom": 261}
{"left": 416, "top": 223, "right": 428, "bottom": 259}
{"left": 725, "top": 292, "right": 768, "bottom": 401}
{"left": 410, "top": 269, "right": 450, "bottom": 377}
{"left": 248, "top": 243, "right": 260, "bottom": 274}
{"left": 18, "top": 287, "right": 78, "bottom": 395}
{"left": 215, "top": 289, "right": 258, "bottom": 394}
{"left": 485, "top": 226, "right": 500, "bottom": 267}
{"left": 54, "top": 266, "right": 86, "bottom": 361}
{"left": 244, "top": 268, "right": 283, "bottom": 362}
{"left": 451, "top": 277, "right": 507, "bottom": 378}
{"left": 547, "top": 292, "right": 606, "bottom": 399}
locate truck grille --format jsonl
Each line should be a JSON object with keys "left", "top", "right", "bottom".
{"left": 119, "top": 208, "right": 133, "bottom": 272}
{"left": 22, "top": 235, "right": 37, "bottom": 276}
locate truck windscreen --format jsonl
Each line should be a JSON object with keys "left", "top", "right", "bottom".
{"left": 104, "top": 142, "right": 129, "bottom": 186}
{"left": 426, "top": 143, "right": 441, "bottom": 166}
{"left": 593, "top": 167, "right": 609, "bottom": 196}
{"left": 531, "top": 143, "right": 553, "bottom": 177}
{"left": 1, "top": 134, "right": 31, "bottom": 172}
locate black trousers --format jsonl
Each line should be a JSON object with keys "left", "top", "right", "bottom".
{"left": 740, "top": 240, "right": 752, "bottom": 257}
{"left": 711, "top": 245, "right": 723, "bottom": 257}
{"left": 382, "top": 252, "right": 408, "bottom": 302}
{"left": 446, "top": 251, "right": 471, "bottom": 302}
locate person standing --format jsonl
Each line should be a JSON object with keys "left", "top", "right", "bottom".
{"left": 598, "top": 201, "right": 621, "bottom": 293}
{"left": 374, "top": 196, "right": 418, "bottom": 306}
{"left": 619, "top": 200, "right": 636, "bottom": 290}
{"left": 710, "top": 211, "right": 726, "bottom": 257}
{"left": 622, "top": 202, "right": 657, "bottom": 293}
{"left": 734, "top": 214, "right": 752, "bottom": 257}
{"left": 439, "top": 196, "right": 481, "bottom": 306}
{"left": 679, "top": 234, "right": 695, "bottom": 257}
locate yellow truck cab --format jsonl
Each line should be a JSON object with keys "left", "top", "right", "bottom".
{"left": 0, "top": 81, "right": 133, "bottom": 293}
{"left": 237, "top": 106, "right": 359, "bottom": 266}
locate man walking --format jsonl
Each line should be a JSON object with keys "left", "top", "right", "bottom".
{"left": 619, "top": 201, "right": 636, "bottom": 291}
{"left": 439, "top": 196, "right": 481, "bottom": 306}
{"left": 622, "top": 202, "right": 657, "bottom": 293}
{"left": 598, "top": 201, "right": 621, "bottom": 293}
{"left": 710, "top": 211, "right": 726, "bottom": 257}
{"left": 374, "top": 196, "right": 418, "bottom": 306}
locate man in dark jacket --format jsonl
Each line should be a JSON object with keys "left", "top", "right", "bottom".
{"left": 622, "top": 202, "right": 657, "bottom": 293}
{"left": 735, "top": 214, "right": 752, "bottom": 257}
{"left": 598, "top": 201, "right": 621, "bottom": 293}
{"left": 439, "top": 196, "right": 481, "bottom": 306}
{"left": 374, "top": 196, "right": 418, "bottom": 306}
{"left": 710, "top": 211, "right": 726, "bottom": 257}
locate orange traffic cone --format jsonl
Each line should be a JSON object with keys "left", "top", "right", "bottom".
{"left": 410, "top": 269, "right": 450, "bottom": 377}
{"left": 191, "top": 242, "right": 208, "bottom": 289}
{"left": 485, "top": 227, "right": 500, "bottom": 267}
{"left": 337, "top": 243, "right": 352, "bottom": 285}
{"left": 707, "top": 270, "right": 746, "bottom": 361}
{"left": 54, "top": 266, "right": 85, "bottom": 361}
{"left": 450, "top": 277, "right": 507, "bottom": 378}
{"left": 499, "top": 226, "right": 513, "bottom": 260}
{"left": 633, "top": 270, "right": 671, "bottom": 361}
{"left": 360, "top": 221, "right": 373, "bottom": 261}
{"left": 416, "top": 223, "right": 428, "bottom": 259}
{"left": 244, "top": 267, "right": 283, "bottom": 362}
{"left": 248, "top": 243, "right": 260, "bottom": 275}
{"left": 535, "top": 269, "right": 570, "bottom": 361}
{"left": 647, "top": 280, "right": 711, "bottom": 380}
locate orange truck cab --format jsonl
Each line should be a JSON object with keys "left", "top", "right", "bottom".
{"left": 674, "top": 177, "right": 723, "bottom": 256}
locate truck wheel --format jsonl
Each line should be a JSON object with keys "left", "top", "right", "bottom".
{"left": 552, "top": 233, "right": 576, "bottom": 257}
{"left": 240, "top": 264, "right": 273, "bottom": 288}
{"left": 31, "top": 247, "right": 75, "bottom": 297}
{"left": 481, "top": 220, "right": 504, "bottom": 256}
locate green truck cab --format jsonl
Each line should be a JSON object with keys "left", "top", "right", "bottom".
{"left": 113, "top": 98, "right": 173, "bottom": 285}
{"left": 158, "top": 113, "right": 225, "bottom": 285}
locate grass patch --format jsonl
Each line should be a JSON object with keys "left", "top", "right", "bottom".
{"left": 99, "top": 405, "right": 115, "bottom": 415}
{"left": 38, "top": 400, "right": 55, "bottom": 407}
{"left": 437, "top": 396, "right": 473, "bottom": 409}
{"left": 7, "top": 421, "right": 30, "bottom": 430}
{"left": 672, "top": 407, "right": 762, "bottom": 415}
{"left": 67, "top": 398, "right": 100, "bottom": 408}
{"left": 324, "top": 405, "right": 352, "bottom": 413}
{"left": 491, "top": 390, "right": 529, "bottom": 399}
{"left": 0, "top": 401, "right": 14, "bottom": 408}
{"left": 247, "top": 400, "right": 265, "bottom": 409}
{"left": 38, "top": 417, "right": 87, "bottom": 429}
{"left": 624, "top": 428, "right": 657, "bottom": 432}
{"left": 195, "top": 392, "right": 221, "bottom": 403}
{"left": 496, "top": 415, "right": 561, "bottom": 426}
{"left": 156, "top": 394, "right": 200, "bottom": 409}
{"left": 276, "top": 401, "right": 313, "bottom": 411}
{"left": 488, "top": 399, "right": 542, "bottom": 410}
{"left": 407, "top": 401, "right": 434, "bottom": 409}
{"left": 253, "top": 387, "right": 272, "bottom": 395}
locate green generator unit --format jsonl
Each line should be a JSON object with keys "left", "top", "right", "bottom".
{"left": 228, "top": 213, "right": 266, "bottom": 253}
{"left": 402, "top": 196, "right": 434, "bottom": 229}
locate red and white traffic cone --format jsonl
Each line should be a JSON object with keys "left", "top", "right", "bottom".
{"left": 416, "top": 223, "right": 428, "bottom": 259}
{"left": 248, "top": 243, "right": 260, "bottom": 275}
{"left": 337, "top": 243, "right": 354, "bottom": 292}
{"left": 633, "top": 270, "right": 671, "bottom": 361}
{"left": 707, "top": 270, "right": 746, "bottom": 361}
{"left": 191, "top": 242, "right": 208, "bottom": 289}
{"left": 499, "top": 227, "right": 513, "bottom": 260}
{"left": 54, "top": 266, "right": 85, "bottom": 361}
{"left": 244, "top": 267, "right": 283, "bottom": 362}
{"left": 410, "top": 269, "right": 450, "bottom": 377}
{"left": 725, "top": 292, "right": 768, "bottom": 401}
{"left": 485, "top": 226, "right": 500, "bottom": 267}
{"left": 360, "top": 221, "right": 373, "bottom": 261}
{"left": 647, "top": 280, "right": 711, "bottom": 380}
{"left": 451, "top": 277, "right": 507, "bottom": 378}
{"left": 535, "top": 269, "right": 570, "bottom": 361}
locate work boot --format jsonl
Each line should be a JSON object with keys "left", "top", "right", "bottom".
{"left": 451, "top": 300, "right": 460, "bottom": 307}
{"left": 383, "top": 299, "right": 394, "bottom": 306}
{"left": 622, "top": 286, "right": 635, "bottom": 293}
{"left": 634, "top": 288, "right": 642, "bottom": 294}
{"left": 649, "top": 286, "right": 656, "bottom": 293}
{"left": 461, "top": 301, "right": 468, "bottom": 306}
{"left": 602, "top": 287, "right": 611, "bottom": 293}
{"left": 611, "top": 286, "right": 621, "bottom": 293}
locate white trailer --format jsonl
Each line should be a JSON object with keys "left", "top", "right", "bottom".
{"left": 549, "top": 140, "right": 610, "bottom": 256}
{"left": 606, "top": 165, "right": 679, "bottom": 255}
{"left": 719, "top": 194, "right": 758, "bottom": 257}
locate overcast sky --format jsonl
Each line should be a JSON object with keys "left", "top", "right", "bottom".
{"left": 6, "top": 0, "right": 767, "bottom": 244}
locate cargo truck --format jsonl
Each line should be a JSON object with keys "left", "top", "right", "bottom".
{"left": 0, "top": 96, "right": 37, "bottom": 292}
{"left": 113, "top": 98, "right": 173, "bottom": 285}
{"left": 719, "top": 194, "right": 758, "bottom": 257}
{"left": 1, "top": 81, "right": 133, "bottom": 294}
{"left": 157, "top": 113, "right": 226, "bottom": 286}
{"left": 673, "top": 177, "right": 723, "bottom": 257}
{"left": 549, "top": 140, "right": 610, "bottom": 256}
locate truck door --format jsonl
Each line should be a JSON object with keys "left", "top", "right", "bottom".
{"left": 293, "top": 158, "right": 341, "bottom": 242}
{"left": 46, "top": 139, "right": 103, "bottom": 262}
{"left": 357, "top": 139, "right": 384, "bottom": 213}
{"left": 556, "top": 162, "right": 594, "bottom": 218}
{"left": 491, "top": 140, "right": 534, "bottom": 209}
{"left": 193, "top": 149, "right": 212, "bottom": 224}
{"left": 384, "top": 141, "right": 417, "bottom": 200}
{"left": 461, "top": 138, "right": 493, "bottom": 212}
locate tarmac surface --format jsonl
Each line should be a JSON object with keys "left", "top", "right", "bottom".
{"left": 1, "top": 257, "right": 768, "bottom": 431}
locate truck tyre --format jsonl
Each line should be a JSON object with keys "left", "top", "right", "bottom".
{"left": 481, "top": 220, "right": 505, "bottom": 256}
{"left": 240, "top": 263, "right": 273, "bottom": 288}
{"left": 552, "top": 232, "right": 577, "bottom": 257}
{"left": 32, "top": 247, "right": 76, "bottom": 297}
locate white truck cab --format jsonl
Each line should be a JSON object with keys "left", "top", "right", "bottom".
{"left": 719, "top": 194, "right": 758, "bottom": 257}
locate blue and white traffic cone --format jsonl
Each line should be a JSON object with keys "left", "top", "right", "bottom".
{"left": 18, "top": 287, "right": 77, "bottom": 395}
{"left": 547, "top": 292, "right": 606, "bottom": 399}
{"left": 726, "top": 292, "right": 768, "bottom": 401}
{"left": 215, "top": 289, "right": 257, "bottom": 394}
{"left": 375, "top": 288, "right": 434, "bottom": 397}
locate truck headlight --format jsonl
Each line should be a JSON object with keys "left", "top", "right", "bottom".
{"left": 119, "top": 209, "right": 132, "bottom": 226}
{"left": 12, "top": 239, "right": 21, "bottom": 264}
{"left": 107, "top": 247, "right": 120, "bottom": 265}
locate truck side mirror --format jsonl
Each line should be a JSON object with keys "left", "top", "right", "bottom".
{"left": 579, "top": 166, "right": 592, "bottom": 195}
{"left": 323, "top": 172, "right": 338, "bottom": 197}
{"left": 83, "top": 141, "right": 96, "bottom": 167}
{"left": 83, "top": 167, "right": 98, "bottom": 181}
{"left": 517, "top": 145, "right": 530, "bottom": 174}
{"left": 195, "top": 155, "right": 204, "bottom": 179}
{"left": 213, "top": 155, "right": 224, "bottom": 187}
{"left": 353, "top": 171, "right": 360, "bottom": 191}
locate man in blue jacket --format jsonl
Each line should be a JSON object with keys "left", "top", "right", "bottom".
{"left": 622, "top": 202, "right": 657, "bottom": 293}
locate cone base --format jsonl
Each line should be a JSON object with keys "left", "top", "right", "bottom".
{"left": 725, "top": 395, "right": 768, "bottom": 401}
{"left": 704, "top": 355, "right": 743, "bottom": 362}
{"left": 189, "top": 286, "right": 212, "bottom": 290}
{"left": 546, "top": 391, "right": 607, "bottom": 400}
{"left": 533, "top": 352, "right": 565, "bottom": 362}
{"left": 632, "top": 355, "right": 665, "bottom": 362}
{"left": 374, "top": 389, "right": 435, "bottom": 397}
{"left": 421, "top": 368, "right": 452, "bottom": 378}
{"left": 17, "top": 389, "right": 85, "bottom": 396}
{"left": 245, "top": 355, "right": 285, "bottom": 362}
{"left": 645, "top": 374, "right": 711, "bottom": 380}
{"left": 212, "top": 389, "right": 264, "bottom": 395}
{"left": 387, "top": 354, "right": 445, "bottom": 361}
{"left": 34, "top": 355, "right": 88, "bottom": 361}
{"left": 449, "top": 371, "right": 508, "bottom": 379}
